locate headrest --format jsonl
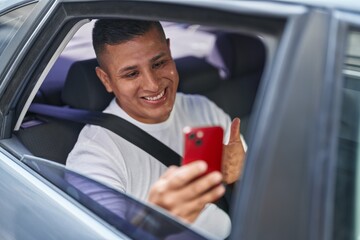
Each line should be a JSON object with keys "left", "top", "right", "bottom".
{"left": 176, "top": 56, "right": 221, "bottom": 94}
{"left": 61, "top": 59, "right": 114, "bottom": 111}
{"left": 207, "top": 33, "right": 266, "bottom": 79}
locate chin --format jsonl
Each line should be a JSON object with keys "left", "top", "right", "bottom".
{"left": 150, "top": 110, "right": 172, "bottom": 123}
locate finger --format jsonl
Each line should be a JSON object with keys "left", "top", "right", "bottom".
{"left": 175, "top": 171, "right": 223, "bottom": 202}
{"left": 151, "top": 166, "right": 179, "bottom": 196}
{"left": 148, "top": 162, "right": 207, "bottom": 204}
{"left": 166, "top": 160, "right": 208, "bottom": 189}
{"left": 229, "top": 118, "right": 241, "bottom": 143}
{"left": 170, "top": 184, "right": 226, "bottom": 222}
{"left": 160, "top": 165, "right": 179, "bottom": 179}
{"left": 152, "top": 171, "right": 223, "bottom": 209}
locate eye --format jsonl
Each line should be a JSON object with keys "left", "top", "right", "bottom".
{"left": 152, "top": 60, "right": 167, "bottom": 69}
{"left": 123, "top": 71, "right": 139, "bottom": 79}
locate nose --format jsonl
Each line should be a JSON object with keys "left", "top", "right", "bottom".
{"left": 142, "top": 69, "right": 160, "bottom": 91}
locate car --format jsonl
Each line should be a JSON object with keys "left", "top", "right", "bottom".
{"left": 0, "top": 0, "right": 360, "bottom": 239}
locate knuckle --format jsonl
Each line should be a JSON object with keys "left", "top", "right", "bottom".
{"left": 151, "top": 193, "right": 178, "bottom": 211}
{"left": 171, "top": 207, "right": 184, "bottom": 217}
{"left": 209, "top": 186, "right": 225, "bottom": 201}
{"left": 192, "top": 199, "right": 206, "bottom": 212}
{"left": 196, "top": 199, "right": 206, "bottom": 210}
{"left": 190, "top": 182, "right": 204, "bottom": 195}
{"left": 161, "top": 195, "right": 175, "bottom": 208}
{"left": 149, "top": 181, "right": 168, "bottom": 201}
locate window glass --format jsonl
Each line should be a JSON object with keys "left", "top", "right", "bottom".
{"left": 353, "top": 29, "right": 360, "bottom": 240}
{"left": 335, "top": 28, "right": 360, "bottom": 240}
{"left": 0, "top": 3, "right": 35, "bottom": 57}
{"left": 0, "top": 1, "right": 29, "bottom": 11}
{"left": 23, "top": 156, "right": 207, "bottom": 240}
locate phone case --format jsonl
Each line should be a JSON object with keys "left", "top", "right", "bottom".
{"left": 182, "top": 126, "right": 224, "bottom": 175}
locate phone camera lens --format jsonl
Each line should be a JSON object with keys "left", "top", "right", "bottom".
{"left": 189, "top": 133, "right": 196, "bottom": 139}
{"left": 195, "top": 139, "right": 202, "bottom": 146}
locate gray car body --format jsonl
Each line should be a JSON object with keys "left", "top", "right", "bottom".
{"left": 0, "top": 0, "right": 360, "bottom": 239}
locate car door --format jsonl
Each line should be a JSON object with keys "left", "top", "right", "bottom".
{"left": 232, "top": 3, "right": 360, "bottom": 240}
{"left": 1, "top": 0, "right": 342, "bottom": 239}
{"left": 229, "top": 2, "right": 334, "bottom": 240}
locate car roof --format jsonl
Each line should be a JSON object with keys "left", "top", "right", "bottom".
{"left": 2, "top": 0, "right": 360, "bottom": 14}
{"left": 272, "top": 0, "right": 360, "bottom": 12}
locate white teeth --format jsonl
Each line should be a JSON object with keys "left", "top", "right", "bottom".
{"left": 144, "top": 90, "right": 165, "bottom": 101}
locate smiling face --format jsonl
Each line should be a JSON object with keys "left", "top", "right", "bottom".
{"left": 95, "top": 26, "right": 179, "bottom": 124}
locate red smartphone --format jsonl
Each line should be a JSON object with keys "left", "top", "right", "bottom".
{"left": 182, "top": 126, "right": 224, "bottom": 175}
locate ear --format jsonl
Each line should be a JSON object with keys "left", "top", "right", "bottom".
{"left": 95, "top": 66, "right": 113, "bottom": 93}
{"left": 166, "top": 38, "right": 173, "bottom": 57}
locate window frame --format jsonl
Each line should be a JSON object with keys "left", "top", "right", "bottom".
{"left": 331, "top": 10, "right": 360, "bottom": 240}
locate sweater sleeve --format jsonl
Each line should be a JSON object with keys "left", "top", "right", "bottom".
{"left": 192, "top": 203, "right": 231, "bottom": 239}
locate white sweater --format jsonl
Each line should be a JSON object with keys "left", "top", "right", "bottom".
{"left": 67, "top": 93, "right": 237, "bottom": 239}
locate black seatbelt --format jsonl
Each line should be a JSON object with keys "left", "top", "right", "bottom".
{"left": 29, "top": 103, "right": 181, "bottom": 167}
{"left": 28, "top": 103, "right": 231, "bottom": 212}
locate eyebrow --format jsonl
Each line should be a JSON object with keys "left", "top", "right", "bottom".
{"left": 119, "top": 65, "right": 137, "bottom": 74}
{"left": 150, "top": 52, "right": 166, "bottom": 63}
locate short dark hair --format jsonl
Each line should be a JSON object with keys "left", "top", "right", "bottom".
{"left": 92, "top": 19, "right": 165, "bottom": 59}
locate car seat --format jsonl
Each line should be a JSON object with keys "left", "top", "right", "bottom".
{"left": 15, "top": 59, "right": 111, "bottom": 164}
{"left": 176, "top": 56, "right": 221, "bottom": 94}
{"left": 206, "top": 33, "right": 266, "bottom": 138}
{"left": 61, "top": 59, "right": 114, "bottom": 111}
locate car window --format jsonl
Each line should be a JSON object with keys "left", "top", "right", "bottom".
{"left": 22, "top": 156, "right": 208, "bottom": 240}
{"left": 21, "top": 19, "right": 265, "bottom": 164}
{"left": 0, "top": 3, "right": 35, "bottom": 57}
{"left": 335, "top": 28, "right": 360, "bottom": 240}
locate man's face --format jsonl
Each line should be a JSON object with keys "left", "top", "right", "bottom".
{"left": 96, "top": 26, "right": 179, "bottom": 124}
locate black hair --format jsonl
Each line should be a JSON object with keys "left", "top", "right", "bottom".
{"left": 92, "top": 19, "right": 165, "bottom": 59}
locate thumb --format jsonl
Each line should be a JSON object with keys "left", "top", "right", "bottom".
{"left": 229, "top": 118, "right": 241, "bottom": 143}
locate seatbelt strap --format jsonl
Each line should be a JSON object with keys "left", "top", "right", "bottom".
{"left": 28, "top": 103, "right": 181, "bottom": 167}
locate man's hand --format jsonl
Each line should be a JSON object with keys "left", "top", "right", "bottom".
{"left": 222, "top": 118, "right": 246, "bottom": 184}
{"left": 147, "top": 161, "right": 225, "bottom": 223}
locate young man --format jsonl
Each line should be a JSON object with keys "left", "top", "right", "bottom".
{"left": 66, "top": 19, "right": 245, "bottom": 238}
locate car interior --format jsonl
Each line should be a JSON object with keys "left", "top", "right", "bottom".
{"left": 13, "top": 20, "right": 266, "bottom": 165}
